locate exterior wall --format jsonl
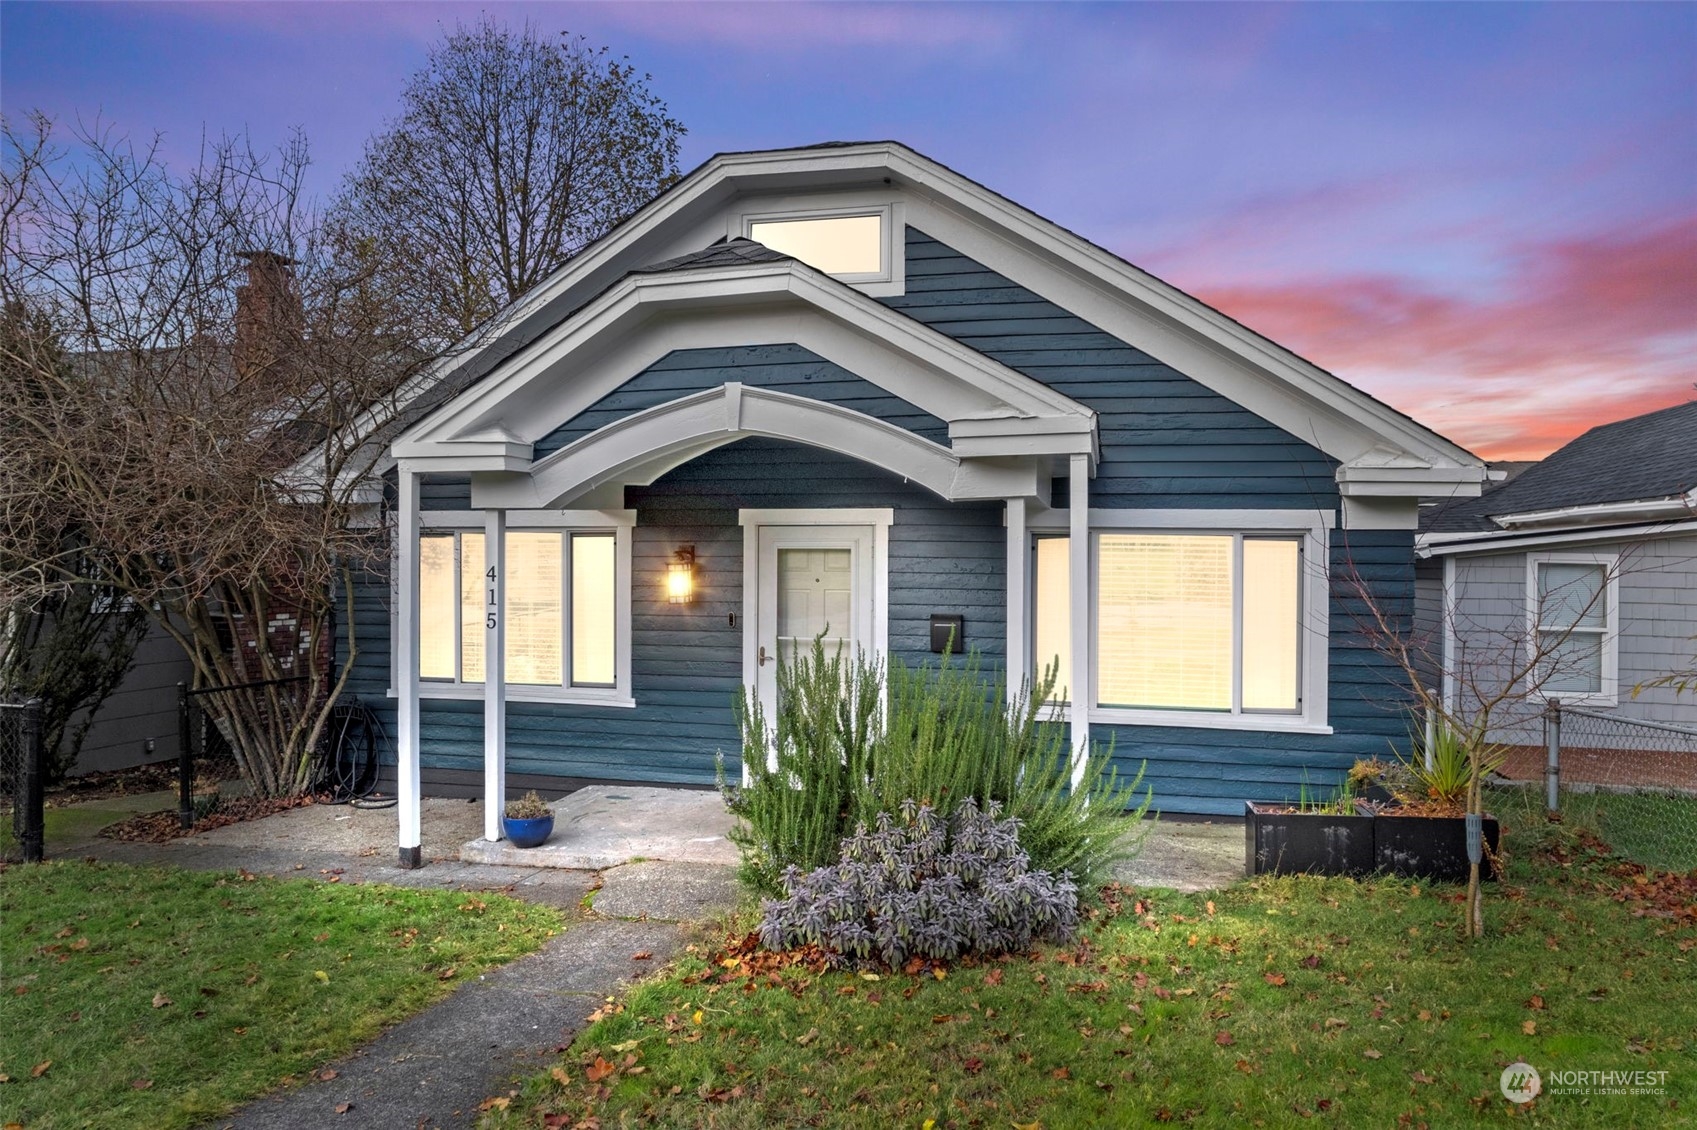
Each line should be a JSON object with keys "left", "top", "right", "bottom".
{"left": 879, "top": 230, "right": 1405, "bottom": 816}
{"left": 67, "top": 618, "right": 192, "bottom": 775}
{"left": 534, "top": 344, "right": 949, "bottom": 459}
{"left": 344, "top": 439, "right": 1004, "bottom": 789}
{"left": 1439, "top": 533, "right": 1697, "bottom": 748}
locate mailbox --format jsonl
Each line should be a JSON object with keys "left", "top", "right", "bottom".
{"left": 929, "top": 614, "right": 964, "bottom": 654}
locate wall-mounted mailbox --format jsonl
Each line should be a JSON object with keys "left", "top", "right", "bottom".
{"left": 929, "top": 614, "right": 964, "bottom": 654}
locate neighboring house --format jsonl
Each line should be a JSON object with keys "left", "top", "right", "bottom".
{"left": 65, "top": 619, "right": 191, "bottom": 775}
{"left": 1417, "top": 401, "right": 1697, "bottom": 782}
{"left": 307, "top": 142, "right": 1486, "bottom": 863}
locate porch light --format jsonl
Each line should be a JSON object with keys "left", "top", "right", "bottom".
{"left": 667, "top": 546, "right": 696, "bottom": 604}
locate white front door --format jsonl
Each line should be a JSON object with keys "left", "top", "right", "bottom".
{"left": 747, "top": 519, "right": 879, "bottom": 733}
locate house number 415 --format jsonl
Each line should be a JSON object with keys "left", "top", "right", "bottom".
{"left": 486, "top": 566, "right": 497, "bottom": 629}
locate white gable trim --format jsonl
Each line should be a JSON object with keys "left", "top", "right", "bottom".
{"left": 465, "top": 384, "right": 1045, "bottom": 511}
{"left": 392, "top": 259, "right": 1096, "bottom": 466}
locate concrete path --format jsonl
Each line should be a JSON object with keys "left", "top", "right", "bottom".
{"left": 461, "top": 785, "right": 738, "bottom": 869}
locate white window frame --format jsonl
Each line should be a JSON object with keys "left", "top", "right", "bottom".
{"left": 392, "top": 509, "right": 635, "bottom": 708}
{"left": 1056, "top": 509, "right": 1332, "bottom": 735}
{"left": 1525, "top": 551, "right": 1619, "bottom": 707}
{"left": 737, "top": 201, "right": 905, "bottom": 296}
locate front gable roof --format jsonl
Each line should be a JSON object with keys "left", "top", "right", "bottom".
{"left": 324, "top": 140, "right": 1484, "bottom": 501}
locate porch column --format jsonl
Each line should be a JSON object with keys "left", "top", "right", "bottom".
{"left": 395, "top": 466, "right": 423, "bottom": 868}
{"left": 1067, "top": 454, "right": 1091, "bottom": 786}
{"left": 483, "top": 509, "right": 506, "bottom": 842}
{"left": 1005, "top": 497, "right": 1028, "bottom": 705}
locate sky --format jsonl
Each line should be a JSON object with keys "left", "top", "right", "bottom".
{"left": 4, "top": 1, "right": 1693, "bottom": 460}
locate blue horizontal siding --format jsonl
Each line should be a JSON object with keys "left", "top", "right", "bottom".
{"left": 534, "top": 343, "right": 949, "bottom": 459}
{"left": 883, "top": 230, "right": 1340, "bottom": 512}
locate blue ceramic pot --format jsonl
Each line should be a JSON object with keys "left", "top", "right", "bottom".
{"left": 503, "top": 813, "right": 554, "bottom": 849}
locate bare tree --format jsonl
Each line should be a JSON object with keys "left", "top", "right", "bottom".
{"left": 1, "top": 113, "right": 436, "bottom": 796}
{"left": 1348, "top": 548, "right": 1638, "bottom": 938}
{"left": 331, "top": 19, "right": 685, "bottom": 341}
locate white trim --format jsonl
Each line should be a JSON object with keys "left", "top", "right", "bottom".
{"left": 737, "top": 200, "right": 906, "bottom": 296}
{"left": 395, "top": 469, "right": 421, "bottom": 859}
{"left": 1083, "top": 511, "right": 1331, "bottom": 733}
{"left": 1067, "top": 455, "right": 1090, "bottom": 783}
{"left": 1494, "top": 493, "right": 1694, "bottom": 529}
{"left": 1004, "top": 497, "right": 1028, "bottom": 705}
{"left": 483, "top": 509, "right": 506, "bottom": 842}
{"left": 392, "top": 262, "right": 1094, "bottom": 461}
{"left": 394, "top": 510, "right": 637, "bottom": 706}
{"left": 1525, "top": 551, "right": 1621, "bottom": 707}
{"left": 740, "top": 508, "right": 893, "bottom": 772}
{"left": 1029, "top": 507, "right": 1336, "bottom": 533}
{"left": 1441, "top": 554, "right": 1457, "bottom": 714}
{"left": 1418, "top": 518, "right": 1697, "bottom": 557}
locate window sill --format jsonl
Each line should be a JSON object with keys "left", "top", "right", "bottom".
{"left": 388, "top": 686, "right": 637, "bottom": 709}
{"left": 1089, "top": 708, "right": 1333, "bottom": 735}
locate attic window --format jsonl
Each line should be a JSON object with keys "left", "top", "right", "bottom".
{"left": 747, "top": 212, "right": 886, "bottom": 279}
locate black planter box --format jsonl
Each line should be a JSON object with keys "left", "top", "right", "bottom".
{"left": 1245, "top": 802, "right": 1376, "bottom": 877}
{"left": 1373, "top": 812, "right": 1500, "bottom": 883}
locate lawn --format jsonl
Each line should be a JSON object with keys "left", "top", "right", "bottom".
{"left": 0, "top": 860, "right": 564, "bottom": 1129}
{"left": 485, "top": 823, "right": 1694, "bottom": 1129}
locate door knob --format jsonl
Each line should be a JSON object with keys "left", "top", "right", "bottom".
{"left": 758, "top": 645, "right": 768, "bottom": 667}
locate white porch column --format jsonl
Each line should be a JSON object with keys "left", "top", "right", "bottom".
{"left": 483, "top": 509, "right": 507, "bottom": 842}
{"left": 1067, "top": 454, "right": 1091, "bottom": 786}
{"left": 1005, "top": 497, "right": 1028, "bottom": 705}
{"left": 395, "top": 466, "right": 423, "bottom": 868}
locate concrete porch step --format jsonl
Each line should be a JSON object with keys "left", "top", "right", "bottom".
{"left": 460, "top": 785, "right": 739, "bottom": 869}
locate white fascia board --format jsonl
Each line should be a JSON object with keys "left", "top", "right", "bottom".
{"left": 1417, "top": 518, "right": 1697, "bottom": 557}
{"left": 1491, "top": 493, "right": 1694, "bottom": 529}
{"left": 396, "top": 259, "right": 1095, "bottom": 459}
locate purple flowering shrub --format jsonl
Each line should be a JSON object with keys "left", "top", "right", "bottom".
{"left": 758, "top": 798, "right": 1079, "bottom": 967}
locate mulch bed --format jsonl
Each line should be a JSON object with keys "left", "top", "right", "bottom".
{"left": 43, "top": 763, "right": 187, "bottom": 809}
{"left": 99, "top": 793, "right": 327, "bottom": 843}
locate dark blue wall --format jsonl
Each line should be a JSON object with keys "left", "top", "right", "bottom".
{"left": 535, "top": 344, "right": 949, "bottom": 458}
{"left": 880, "top": 230, "right": 1412, "bottom": 815}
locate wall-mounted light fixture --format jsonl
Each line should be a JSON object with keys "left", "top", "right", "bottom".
{"left": 667, "top": 546, "right": 696, "bottom": 604}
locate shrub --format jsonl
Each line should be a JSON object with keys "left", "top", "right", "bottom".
{"left": 721, "top": 638, "right": 1151, "bottom": 897}
{"left": 504, "top": 790, "right": 550, "bottom": 820}
{"left": 759, "top": 798, "right": 1078, "bottom": 967}
{"left": 1398, "top": 715, "right": 1505, "bottom": 809}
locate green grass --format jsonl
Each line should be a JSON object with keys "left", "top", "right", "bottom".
{"left": 486, "top": 825, "right": 1694, "bottom": 1129}
{"left": 1489, "top": 786, "right": 1697, "bottom": 872}
{"left": 0, "top": 860, "right": 564, "bottom": 1129}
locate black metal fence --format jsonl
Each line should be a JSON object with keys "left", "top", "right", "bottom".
{"left": 2, "top": 698, "right": 45, "bottom": 863}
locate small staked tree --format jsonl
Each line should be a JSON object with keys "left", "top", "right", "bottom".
{"left": 0, "top": 114, "right": 440, "bottom": 796}
{"left": 1348, "top": 549, "right": 1637, "bottom": 939}
{"left": 331, "top": 18, "right": 685, "bottom": 341}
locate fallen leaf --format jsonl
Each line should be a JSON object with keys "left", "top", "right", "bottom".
{"left": 476, "top": 1096, "right": 510, "bottom": 1111}
{"left": 964, "top": 1057, "right": 983, "bottom": 1074}
{"left": 436, "top": 966, "right": 457, "bottom": 981}
{"left": 1364, "top": 1048, "right": 1383, "bottom": 1060}
{"left": 334, "top": 1102, "right": 352, "bottom": 1114}
{"left": 1412, "top": 1071, "right": 1436, "bottom": 1084}
{"left": 1050, "top": 1066, "right": 1070, "bottom": 1079}
{"left": 692, "top": 1010, "right": 704, "bottom": 1025}
{"left": 1215, "top": 1031, "right": 1235, "bottom": 1046}
{"left": 796, "top": 1027, "right": 820, "bottom": 1046}
{"left": 609, "top": 1039, "right": 641, "bottom": 1053}
{"left": 550, "top": 1066, "right": 572, "bottom": 1086}
{"left": 1263, "top": 972, "right": 1286, "bottom": 987}
{"left": 933, "top": 966, "right": 947, "bottom": 981}
{"left": 151, "top": 993, "right": 172, "bottom": 1009}
{"left": 586, "top": 1056, "right": 616, "bottom": 1082}
{"left": 859, "top": 971, "right": 880, "bottom": 981}
{"left": 69, "top": 937, "right": 88, "bottom": 951}
{"left": 985, "top": 968, "right": 1004, "bottom": 987}
{"left": 1528, "top": 994, "right": 1546, "bottom": 1010}
{"left": 631, "top": 951, "right": 653, "bottom": 960}
{"left": 30, "top": 1061, "right": 51, "bottom": 1078}
{"left": 1523, "top": 1020, "right": 1537, "bottom": 1035}
{"left": 314, "top": 932, "right": 330, "bottom": 942}
{"left": 131, "top": 1079, "right": 153, "bottom": 1090}
{"left": 319, "top": 1069, "right": 339, "bottom": 1082}
{"left": 314, "top": 970, "right": 330, "bottom": 984}
{"left": 1417, "top": 1010, "right": 1433, "bottom": 1022}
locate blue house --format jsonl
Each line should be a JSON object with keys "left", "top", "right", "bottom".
{"left": 327, "top": 142, "right": 1486, "bottom": 866}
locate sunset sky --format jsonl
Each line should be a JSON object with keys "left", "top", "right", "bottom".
{"left": 4, "top": 1, "right": 1692, "bottom": 459}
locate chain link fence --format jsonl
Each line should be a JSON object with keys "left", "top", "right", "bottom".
{"left": 1532, "top": 703, "right": 1697, "bottom": 872}
{"left": 2, "top": 698, "right": 45, "bottom": 862}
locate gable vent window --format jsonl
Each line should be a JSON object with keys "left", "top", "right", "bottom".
{"left": 748, "top": 214, "right": 883, "bottom": 276}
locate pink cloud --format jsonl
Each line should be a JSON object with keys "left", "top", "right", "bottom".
{"left": 1188, "top": 215, "right": 1697, "bottom": 459}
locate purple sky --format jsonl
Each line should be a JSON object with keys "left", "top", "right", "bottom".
{"left": 5, "top": 2, "right": 1693, "bottom": 459}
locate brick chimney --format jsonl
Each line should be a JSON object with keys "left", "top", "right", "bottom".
{"left": 233, "top": 250, "right": 303, "bottom": 377}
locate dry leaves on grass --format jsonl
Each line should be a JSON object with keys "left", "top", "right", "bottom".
{"left": 100, "top": 794, "right": 325, "bottom": 842}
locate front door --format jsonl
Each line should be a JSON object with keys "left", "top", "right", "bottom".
{"left": 750, "top": 521, "right": 877, "bottom": 733}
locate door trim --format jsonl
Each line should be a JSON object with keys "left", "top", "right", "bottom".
{"left": 737, "top": 508, "right": 893, "bottom": 738}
